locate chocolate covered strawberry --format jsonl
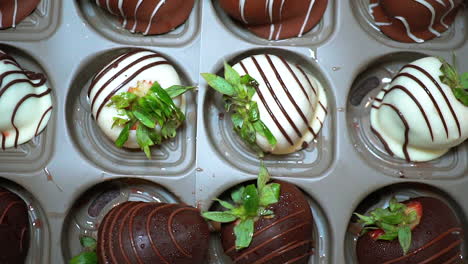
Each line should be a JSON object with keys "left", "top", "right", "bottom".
{"left": 203, "top": 164, "right": 314, "bottom": 264}
{"left": 355, "top": 197, "right": 464, "bottom": 263}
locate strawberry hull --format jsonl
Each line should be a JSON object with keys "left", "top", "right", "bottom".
{"left": 356, "top": 197, "right": 463, "bottom": 264}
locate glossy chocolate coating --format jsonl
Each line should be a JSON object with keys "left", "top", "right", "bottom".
{"left": 95, "top": 0, "right": 195, "bottom": 35}
{"left": 370, "top": 0, "right": 462, "bottom": 43}
{"left": 219, "top": 0, "right": 328, "bottom": 40}
{"left": 356, "top": 197, "right": 464, "bottom": 263}
{"left": 0, "top": 187, "right": 30, "bottom": 264}
{"left": 0, "top": 0, "right": 40, "bottom": 29}
{"left": 97, "top": 201, "right": 210, "bottom": 264}
{"left": 221, "top": 181, "right": 314, "bottom": 264}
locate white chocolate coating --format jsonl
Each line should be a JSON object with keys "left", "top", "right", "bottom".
{"left": 88, "top": 50, "right": 183, "bottom": 149}
{"left": 0, "top": 50, "right": 53, "bottom": 149}
{"left": 233, "top": 54, "right": 328, "bottom": 155}
{"left": 370, "top": 57, "right": 468, "bottom": 162}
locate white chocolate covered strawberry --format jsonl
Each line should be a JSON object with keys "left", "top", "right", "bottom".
{"left": 370, "top": 57, "right": 468, "bottom": 162}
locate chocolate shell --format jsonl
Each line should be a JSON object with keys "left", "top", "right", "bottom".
{"left": 95, "top": 0, "right": 195, "bottom": 35}
{"left": 221, "top": 181, "right": 314, "bottom": 264}
{"left": 356, "top": 197, "right": 464, "bottom": 263}
{"left": 219, "top": 0, "right": 328, "bottom": 40}
{"left": 0, "top": 187, "right": 30, "bottom": 264}
{"left": 370, "top": 0, "right": 462, "bottom": 43}
{"left": 97, "top": 201, "right": 210, "bottom": 264}
{"left": 0, "top": 0, "right": 40, "bottom": 29}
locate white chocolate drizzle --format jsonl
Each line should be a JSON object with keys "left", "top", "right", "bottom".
{"left": 440, "top": 0, "right": 455, "bottom": 29}
{"left": 144, "top": 0, "right": 166, "bottom": 35}
{"left": 395, "top": 16, "right": 424, "bottom": 43}
{"left": 239, "top": 0, "right": 248, "bottom": 24}
{"left": 298, "top": 0, "right": 316, "bottom": 37}
{"left": 131, "top": 0, "right": 144, "bottom": 32}
{"left": 412, "top": 0, "right": 441, "bottom": 37}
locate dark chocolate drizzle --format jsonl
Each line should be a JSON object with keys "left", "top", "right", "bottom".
{"left": 403, "top": 64, "right": 461, "bottom": 137}
{"left": 90, "top": 52, "right": 162, "bottom": 114}
{"left": 11, "top": 89, "right": 52, "bottom": 148}
{"left": 264, "top": 54, "right": 316, "bottom": 138}
{"left": 253, "top": 55, "right": 302, "bottom": 138}
{"left": 0, "top": 52, "right": 51, "bottom": 150}
{"left": 92, "top": 54, "right": 169, "bottom": 120}
{"left": 239, "top": 60, "right": 294, "bottom": 145}
{"left": 372, "top": 102, "right": 410, "bottom": 161}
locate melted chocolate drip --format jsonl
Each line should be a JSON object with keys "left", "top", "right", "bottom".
{"left": 221, "top": 181, "right": 314, "bottom": 264}
{"left": 356, "top": 197, "right": 464, "bottom": 264}
{"left": 97, "top": 202, "right": 209, "bottom": 264}
{"left": 95, "top": 0, "right": 195, "bottom": 35}
{"left": 219, "top": 0, "right": 328, "bottom": 40}
{"left": 0, "top": 0, "right": 41, "bottom": 29}
{"left": 370, "top": 0, "right": 462, "bottom": 43}
{"left": 0, "top": 187, "right": 30, "bottom": 264}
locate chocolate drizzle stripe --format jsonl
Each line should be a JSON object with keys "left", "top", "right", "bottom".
{"left": 0, "top": 77, "right": 47, "bottom": 99}
{"left": 167, "top": 207, "right": 198, "bottom": 257}
{"left": 371, "top": 120, "right": 395, "bottom": 157}
{"left": 279, "top": 57, "right": 310, "bottom": 101}
{"left": 382, "top": 227, "right": 462, "bottom": 264}
{"left": 385, "top": 85, "right": 434, "bottom": 141}
{"left": 226, "top": 209, "right": 306, "bottom": 254}
{"left": 403, "top": 64, "right": 461, "bottom": 137}
{"left": 319, "top": 101, "right": 327, "bottom": 114}
{"left": 0, "top": 201, "right": 21, "bottom": 223}
{"left": 249, "top": 57, "right": 294, "bottom": 145}
{"left": 146, "top": 204, "right": 176, "bottom": 264}
{"left": 296, "top": 64, "right": 317, "bottom": 95}
{"left": 90, "top": 53, "right": 162, "bottom": 112}
{"left": 284, "top": 251, "right": 314, "bottom": 264}
{"left": 95, "top": 61, "right": 170, "bottom": 120}
{"left": 254, "top": 240, "right": 298, "bottom": 264}
{"left": 381, "top": 103, "right": 410, "bottom": 161}
{"left": 418, "top": 240, "right": 462, "bottom": 264}
{"left": 254, "top": 239, "right": 313, "bottom": 264}
{"left": 442, "top": 253, "right": 462, "bottom": 264}
{"left": 19, "top": 226, "right": 26, "bottom": 252}
{"left": 395, "top": 72, "right": 449, "bottom": 138}
{"left": 0, "top": 70, "right": 26, "bottom": 86}
{"left": 265, "top": 54, "right": 316, "bottom": 137}
{"left": 128, "top": 203, "right": 150, "bottom": 264}
{"left": 109, "top": 202, "right": 134, "bottom": 264}
{"left": 88, "top": 49, "right": 145, "bottom": 97}
{"left": 35, "top": 106, "right": 53, "bottom": 136}
{"left": 233, "top": 222, "right": 310, "bottom": 262}
{"left": 11, "top": 89, "right": 52, "bottom": 148}
{"left": 167, "top": 207, "right": 198, "bottom": 258}
{"left": 257, "top": 55, "right": 302, "bottom": 137}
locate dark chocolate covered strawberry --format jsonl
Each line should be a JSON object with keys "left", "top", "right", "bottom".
{"left": 355, "top": 196, "right": 464, "bottom": 263}
{"left": 203, "top": 164, "right": 314, "bottom": 264}
{"left": 70, "top": 202, "right": 210, "bottom": 264}
{"left": 0, "top": 187, "right": 30, "bottom": 264}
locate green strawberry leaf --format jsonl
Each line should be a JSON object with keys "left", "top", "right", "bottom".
{"left": 201, "top": 73, "right": 236, "bottom": 96}
{"left": 214, "top": 198, "right": 235, "bottom": 210}
{"left": 231, "top": 186, "right": 245, "bottom": 204}
{"left": 80, "top": 237, "right": 97, "bottom": 251}
{"left": 69, "top": 252, "right": 98, "bottom": 264}
{"left": 202, "top": 212, "right": 237, "bottom": 223}
{"left": 165, "top": 85, "right": 195, "bottom": 98}
{"left": 242, "top": 184, "right": 259, "bottom": 217}
{"left": 201, "top": 64, "right": 277, "bottom": 156}
{"left": 234, "top": 218, "right": 254, "bottom": 250}
{"left": 398, "top": 226, "right": 412, "bottom": 255}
